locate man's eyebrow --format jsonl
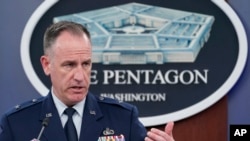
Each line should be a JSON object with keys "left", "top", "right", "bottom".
{"left": 83, "top": 59, "right": 91, "bottom": 63}
{"left": 61, "top": 60, "right": 76, "bottom": 65}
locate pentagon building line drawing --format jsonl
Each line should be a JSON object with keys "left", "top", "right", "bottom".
{"left": 53, "top": 2, "right": 215, "bottom": 65}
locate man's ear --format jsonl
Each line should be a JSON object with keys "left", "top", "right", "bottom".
{"left": 40, "top": 55, "right": 51, "bottom": 76}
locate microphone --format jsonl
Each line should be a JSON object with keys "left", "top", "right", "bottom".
{"left": 36, "top": 117, "right": 50, "bottom": 141}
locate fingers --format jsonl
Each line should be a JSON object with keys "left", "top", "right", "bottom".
{"left": 145, "top": 121, "right": 175, "bottom": 141}
{"left": 145, "top": 128, "right": 171, "bottom": 141}
{"left": 145, "top": 136, "right": 153, "bottom": 141}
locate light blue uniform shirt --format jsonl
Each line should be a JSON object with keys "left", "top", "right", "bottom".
{"left": 51, "top": 88, "right": 85, "bottom": 139}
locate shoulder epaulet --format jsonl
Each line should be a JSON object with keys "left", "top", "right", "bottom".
{"left": 97, "top": 96, "right": 133, "bottom": 110}
{"left": 5, "top": 97, "right": 45, "bottom": 116}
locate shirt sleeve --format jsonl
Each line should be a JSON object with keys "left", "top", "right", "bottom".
{"left": 0, "top": 114, "right": 14, "bottom": 141}
{"left": 129, "top": 105, "right": 147, "bottom": 141}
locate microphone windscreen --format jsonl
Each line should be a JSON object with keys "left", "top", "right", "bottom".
{"left": 42, "top": 117, "right": 49, "bottom": 127}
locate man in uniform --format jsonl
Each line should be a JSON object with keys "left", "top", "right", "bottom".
{"left": 0, "top": 21, "right": 174, "bottom": 141}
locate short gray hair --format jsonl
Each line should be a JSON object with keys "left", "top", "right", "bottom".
{"left": 43, "top": 21, "right": 91, "bottom": 55}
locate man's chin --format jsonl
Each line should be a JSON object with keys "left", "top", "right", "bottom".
{"left": 71, "top": 94, "right": 86, "bottom": 102}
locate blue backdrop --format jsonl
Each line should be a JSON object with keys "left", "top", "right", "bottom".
{"left": 227, "top": 0, "right": 250, "bottom": 124}
{"left": 0, "top": 0, "right": 249, "bottom": 140}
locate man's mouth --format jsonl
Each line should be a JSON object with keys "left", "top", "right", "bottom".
{"left": 70, "top": 86, "right": 84, "bottom": 92}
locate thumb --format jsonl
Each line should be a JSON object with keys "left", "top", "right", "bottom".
{"left": 165, "top": 121, "right": 174, "bottom": 136}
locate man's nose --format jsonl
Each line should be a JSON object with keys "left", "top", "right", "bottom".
{"left": 73, "top": 67, "right": 84, "bottom": 81}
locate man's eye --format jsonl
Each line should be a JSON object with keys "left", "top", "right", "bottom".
{"left": 65, "top": 63, "right": 75, "bottom": 67}
{"left": 82, "top": 61, "right": 92, "bottom": 67}
{"left": 83, "top": 62, "right": 90, "bottom": 67}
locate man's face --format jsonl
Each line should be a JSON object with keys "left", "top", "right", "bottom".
{"left": 41, "top": 31, "right": 92, "bottom": 106}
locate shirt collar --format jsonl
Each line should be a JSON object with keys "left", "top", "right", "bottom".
{"left": 51, "top": 87, "right": 85, "bottom": 118}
